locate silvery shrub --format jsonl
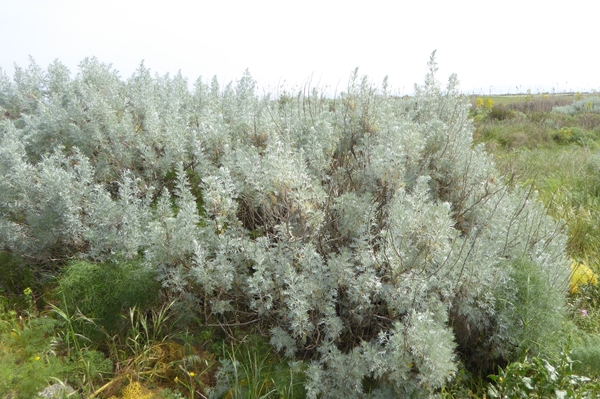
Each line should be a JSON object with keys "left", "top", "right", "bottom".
{"left": 0, "top": 54, "right": 569, "bottom": 397}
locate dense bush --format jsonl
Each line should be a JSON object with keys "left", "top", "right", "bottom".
{"left": 551, "top": 125, "right": 599, "bottom": 146}
{"left": 0, "top": 55, "right": 570, "bottom": 397}
{"left": 488, "top": 105, "right": 515, "bottom": 121}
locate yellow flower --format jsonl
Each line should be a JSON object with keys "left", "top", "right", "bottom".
{"left": 121, "top": 382, "right": 153, "bottom": 399}
{"left": 476, "top": 98, "right": 484, "bottom": 108}
{"left": 189, "top": 371, "right": 195, "bottom": 377}
{"left": 485, "top": 99, "right": 494, "bottom": 110}
{"left": 34, "top": 356, "right": 41, "bottom": 361}
{"left": 570, "top": 261, "right": 599, "bottom": 294}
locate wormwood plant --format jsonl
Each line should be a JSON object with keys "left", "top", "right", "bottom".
{"left": 0, "top": 54, "right": 570, "bottom": 397}
{"left": 553, "top": 96, "right": 600, "bottom": 116}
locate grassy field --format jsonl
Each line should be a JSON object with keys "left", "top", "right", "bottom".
{"left": 2, "top": 92, "right": 600, "bottom": 398}
{"left": 436, "top": 92, "right": 600, "bottom": 398}
{"left": 470, "top": 93, "right": 600, "bottom": 258}
{"left": 470, "top": 91, "right": 596, "bottom": 104}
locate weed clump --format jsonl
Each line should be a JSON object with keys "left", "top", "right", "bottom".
{"left": 56, "top": 259, "right": 160, "bottom": 336}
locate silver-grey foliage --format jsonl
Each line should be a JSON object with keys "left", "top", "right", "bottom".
{"left": 0, "top": 55, "right": 569, "bottom": 397}
{"left": 553, "top": 96, "right": 600, "bottom": 115}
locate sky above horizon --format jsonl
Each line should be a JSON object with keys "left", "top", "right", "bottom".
{"left": 1, "top": 1, "right": 598, "bottom": 96}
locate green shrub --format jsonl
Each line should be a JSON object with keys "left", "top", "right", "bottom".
{"left": 57, "top": 259, "right": 160, "bottom": 336}
{"left": 571, "top": 334, "right": 600, "bottom": 378}
{"left": 499, "top": 258, "right": 567, "bottom": 356}
{"left": 452, "top": 256, "right": 568, "bottom": 376}
{"left": 488, "top": 105, "right": 515, "bottom": 121}
{"left": 552, "top": 126, "right": 598, "bottom": 146}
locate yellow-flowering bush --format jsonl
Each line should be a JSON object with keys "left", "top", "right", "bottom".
{"left": 570, "top": 262, "right": 599, "bottom": 294}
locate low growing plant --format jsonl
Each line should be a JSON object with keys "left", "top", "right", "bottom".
{"left": 209, "top": 338, "right": 305, "bottom": 399}
{"left": 488, "top": 351, "right": 600, "bottom": 399}
{"left": 0, "top": 298, "right": 68, "bottom": 399}
{"left": 56, "top": 259, "right": 160, "bottom": 337}
{"left": 570, "top": 333, "right": 600, "bottom": 379}
{"left": 49, "top": 301, "right": 113, "bottom": 395}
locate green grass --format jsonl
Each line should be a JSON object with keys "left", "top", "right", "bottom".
{"left": 473, "top": 93, "right": 600, "bottom": 266}
{"left": 0, "top": 285, "right": 304, "bottom": 399}
{"left": 211, "top": 336, "right": 306, "bottom": 399}
{"left": 0, "top": 295, "right": 106, "bottom": 399}
{"left": 469, "top": 92, "right": 596, "bottom": 106}
{"left": 483, "top": 141, "right": 600, "bottom": 261}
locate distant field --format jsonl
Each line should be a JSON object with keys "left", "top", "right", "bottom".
{"left": 469, "top": 92, "right": 597, "bottom": 106}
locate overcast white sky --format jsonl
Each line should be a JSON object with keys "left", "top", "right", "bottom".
{"left": 1, "top": 0, "right": 598, "bottom": 96}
